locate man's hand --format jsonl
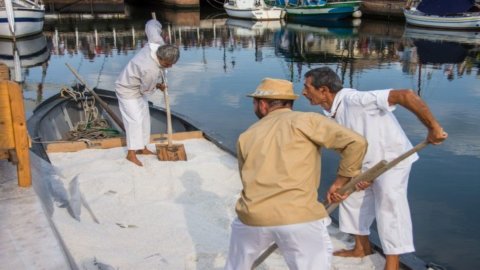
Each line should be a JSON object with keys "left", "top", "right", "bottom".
{"left": 327, "top": 175, "right": 350, "bottom": 204}
{"left": 427, "top": 125, "right": 448, "bottom": 145}
{"left": 156, "top": 83, "right": 166, "bottom": 92}
{"left": 355, "top": 180, "right": 371, "bottom": 191}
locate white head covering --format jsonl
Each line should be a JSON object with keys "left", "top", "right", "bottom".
{"left": 145, "top": 19, "right": 164, "bottom": 45}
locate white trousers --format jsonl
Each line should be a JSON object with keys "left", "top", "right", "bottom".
{"left": 224, "top": 217, "right": 333, "bottom": 270}
{"left": 117, "top": 95, "right": 151, "bottom": 150}
{"left": 339, "top": 165, "right": 414, "bottom": 254}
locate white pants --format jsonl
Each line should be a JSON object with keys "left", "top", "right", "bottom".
{"left": 117, "top": 95, "right": 151, "bottom": 150}
{"left": 339, "top": 165, "right": 414, "bottom": 254}
{"left": 224, "top": 217, "right": 333, "bottom": 270}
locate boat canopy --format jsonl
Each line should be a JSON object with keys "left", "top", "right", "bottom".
{"left": 417, "top": 0, "right": 476, "bottom": 16}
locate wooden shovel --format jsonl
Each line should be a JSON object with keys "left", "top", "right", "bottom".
{"left": 250, "top": 140, "right": 429, "bottom": 269}
{"left": 156, "top": 73, "right": 187, "bottom": 161}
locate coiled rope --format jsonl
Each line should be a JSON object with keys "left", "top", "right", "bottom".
{"left": 60, "top": 86, "right": 120, "bottom": 141}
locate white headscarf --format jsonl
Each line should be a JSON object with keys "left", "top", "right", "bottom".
{"left": 145, "top": 19, "right": 166, "bottom": 64}
{"left": 145, "top": 19, "right": 164, "bottom": 45}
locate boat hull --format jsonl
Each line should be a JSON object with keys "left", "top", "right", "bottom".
{"left": 224, "top": 3, "right": 285, "bottom": 20}
{"left": 0, "top": 33, "right": 49, "bottom": 68}
{"left": 404, "top": 9, "right": 480, "bottom": 29}
{"left": 286, "top": 1, "right": 361, "bottom": 22}
{"left": 0, "top": 8, "right": 45, "bottom": 38}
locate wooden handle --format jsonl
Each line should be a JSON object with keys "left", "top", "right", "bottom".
{"left": 251, "top": 140, "right": 429, "bottom": 268}
{"left": 65, "top": 63, "right": 125, "bottom": 132}
{"left": 325, "top": 140, "right": 428, "bottom": 213}
{"left": 163, "top": 86, "right": 173, "bottom": 146}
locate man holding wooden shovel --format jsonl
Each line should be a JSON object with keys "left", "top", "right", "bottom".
{"left": 302, "top": 67, "right": 448, "bottom": 270}
{"left": 115, "top": 19, "right": 180, "bottom": 166}
{"left": 225, "top": 78, "right": 368, "bottom": 269}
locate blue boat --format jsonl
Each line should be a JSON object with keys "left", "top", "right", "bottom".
{"left": 285, "top": 0, "right": 362, "bottom": 22}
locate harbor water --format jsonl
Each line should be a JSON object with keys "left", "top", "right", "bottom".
{"left": 13, "top": 6, "right": 480, "bottom": 270}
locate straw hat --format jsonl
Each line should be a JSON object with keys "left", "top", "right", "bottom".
{"left": 247, "top": 78, "right": 299, "bottom": 100}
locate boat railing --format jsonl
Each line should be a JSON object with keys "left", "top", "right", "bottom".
{"left": 12, "top": 0, "right": 43, "bottom": 9}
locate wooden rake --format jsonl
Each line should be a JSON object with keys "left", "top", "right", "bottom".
{"left": 250, "top": 140, "right": 429, "bottom": 269}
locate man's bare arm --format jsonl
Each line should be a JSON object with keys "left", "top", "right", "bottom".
{"left": 388, "top": 89, "right": 448, "bottom": 144}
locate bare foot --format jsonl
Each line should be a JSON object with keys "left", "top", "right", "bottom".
{"left": 126, "top": 151, "right": 143, "bottom": 167}
{"left": 333, "top": 248, "right": 373, "bottom": 257}
{"left": 136, "top": 147, "right": 155, "bottom": 155}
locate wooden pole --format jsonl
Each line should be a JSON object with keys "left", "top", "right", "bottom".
{"left": 251, "top": 141, "right": 429, "bottom": 269}
{"left": 3, "top": 81, "right": 31, "bottom": 187}
{"left": 65, "top": 63, "right": 125, "bottom": 132}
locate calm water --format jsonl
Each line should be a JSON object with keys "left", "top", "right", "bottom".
{"left": 12, "top": 6, "right": 480, "bottom": 270}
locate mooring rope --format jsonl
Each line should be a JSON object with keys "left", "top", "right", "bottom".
{"left": 60, "top": 86, "right": 120, "bottom": 141}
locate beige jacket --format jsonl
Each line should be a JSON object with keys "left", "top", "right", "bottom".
{"left": 236, "top": 108, "right": 367, "bottom": 226}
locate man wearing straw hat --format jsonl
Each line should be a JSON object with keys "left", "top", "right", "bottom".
{"left": 224, "top": 78, "right": 368, "bottom": 269}
{"left": 302, "top": 67, "right": 448, "bottom": 270}
{"left": 115, "top": 19, "right": 180, "bottom": 167}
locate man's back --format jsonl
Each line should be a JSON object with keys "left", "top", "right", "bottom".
{"left": 236, "top": 108, "right": 365, "bottom": 227}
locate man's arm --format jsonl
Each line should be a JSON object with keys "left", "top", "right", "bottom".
{"left": 388, "top": 89, "right": 448, "bottom": 144}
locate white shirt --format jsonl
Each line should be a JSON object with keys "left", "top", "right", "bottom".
{"left": 325, "top": 88, "right": 418, "bottom": 170}
{"left": 115, "top": 19, "right": 167, "bottom": 99}
{"left": 115, "top": 46, "right": 166, "bottom": 99}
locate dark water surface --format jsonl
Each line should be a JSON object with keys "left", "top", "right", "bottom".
{"left": 16, "top": 6, "right": 480, "bottom": 270}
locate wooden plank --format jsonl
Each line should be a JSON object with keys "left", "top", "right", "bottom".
{"left": 0, "top": 149, "right": 8, "bottom": 160}
{"left": 7, "top": 81, "right": 31, "bottom": 187}
{"left": 46, "top": 130, "right": 204, "bottom": 153}
{"left": 0, "top": 82, "right": 15, "bottom": 149}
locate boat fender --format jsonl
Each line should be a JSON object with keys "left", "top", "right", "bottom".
{"left": 352, "top": 10, "right": 362, "bottom": 18}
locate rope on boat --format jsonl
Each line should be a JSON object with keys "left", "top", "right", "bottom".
{"left": 60, "top": 86, "right": 120, "bottom": 141}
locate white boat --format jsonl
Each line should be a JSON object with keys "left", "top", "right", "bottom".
{"left": 0, "top": 0, "right": 45, "bottom": 38}
{"left": 225, "top": 18, "right": 282, "bottom": 36}
{"left": 224, "top": 0, "right": 285, "bottom": 20}
{"left": 403, "top": 0, "right": 480, "bottom": 29}
{"left": 0, "top": 33, "right": 49, "bottom": 68}
{"left": 403, "top": 25, "right": 480, "bottom": 45}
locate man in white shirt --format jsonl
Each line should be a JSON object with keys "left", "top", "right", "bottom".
{"left": 115, "top": 19, "right": 179, "bottom": 166}
{"left": 302, "top": 67, "right": 448, "bottom": 270}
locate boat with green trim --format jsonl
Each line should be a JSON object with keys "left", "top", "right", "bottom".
{"left": 285, "top": 0, "right": 362, "bottom": 22}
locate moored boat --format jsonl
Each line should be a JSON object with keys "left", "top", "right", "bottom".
{"left": 0, "top": 33, "right": 49, "bottom": 69}
{"left": 223, "top": 0, "right": 285, "bottom": 20}
{"left": 0, "top": 0, "right": 45, "bottom": 38}
{"left": 285, "top": 0, "right": 362, "bottom": 22}
{"left": 403, "top": 0, "right": 480, "bottom": 29}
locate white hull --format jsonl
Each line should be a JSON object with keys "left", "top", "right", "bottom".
{"left": 0, "top": 7, "right": 45, "bottom": 38}
{"left": 0, "top": 33, "right": 49, "bottom": 68}
{"left": 224, "top": 2, "right": 284, "bottom": 20}
{"left": 404, "top": 8, "right": 480, "bottom": 29}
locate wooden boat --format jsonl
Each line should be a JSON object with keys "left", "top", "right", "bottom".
{"left": 360, "top": 0, "right": 405, "bottom": 18}
{"left": 403, "top": 0, "right": 480, "bottom": 29}
{"left": 223, "top": 0, "right": 285, "bottom": 20}
{"left": 285, "top": 0, "right": 362, "bottom": 23}
{"left": 27, "top": 88, "right": 224, "bottom": 161}
{"left": 27, "top": 88, "right": 429, "bottom": 269}
{"left": 0, "top": 0, "right": 45, "bottom": 38}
